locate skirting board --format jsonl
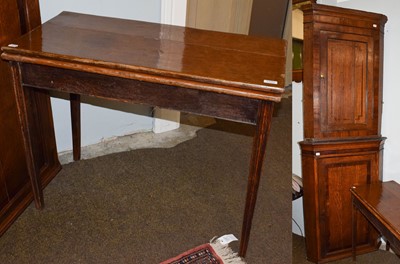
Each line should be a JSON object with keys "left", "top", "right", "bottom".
{"left": 58, "top": 114, "right": 215, "bottom": 164}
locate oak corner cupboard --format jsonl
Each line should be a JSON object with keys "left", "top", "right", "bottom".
{"left": 300, "top": 3, "right": 387, "bottom": 263}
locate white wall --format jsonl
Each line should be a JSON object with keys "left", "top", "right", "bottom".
{"left": 292, "top": 0, "right": 400, "bottom": 235}
{"left": 39, "top": 0, "right": 161, "bottom": 152}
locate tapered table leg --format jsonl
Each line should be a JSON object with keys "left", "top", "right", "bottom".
{"left": 239, "top": 101, "right": 274, "bottom": 257}
{"left": 70, "top": 94, "right": 81, "bottom": 161}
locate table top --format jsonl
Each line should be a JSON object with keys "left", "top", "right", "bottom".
{"left": 1, "top": 12, "right": 287, "bottom": 102}
{"left": 351, "top": 181, "right": 400, "bottom": 239}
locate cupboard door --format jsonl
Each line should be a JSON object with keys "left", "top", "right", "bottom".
{"left": 318, "top": 31, "right": 376, "bottom": 138}
{"left": 317, "top": 154, "right": 379, "bottom": 259}
{"left": 301, "top": 138, "right": 384, "bottom": 262}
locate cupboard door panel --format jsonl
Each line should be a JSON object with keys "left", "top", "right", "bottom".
{"left": 319, "top": 32, "right": 375, "bottom": 137}
{"left": 318, "top": 155, "right": 378, "bottom": 258}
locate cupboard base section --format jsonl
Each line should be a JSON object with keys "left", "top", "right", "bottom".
{"left": 300, "top": 138, "right": 384, "bottom": 263}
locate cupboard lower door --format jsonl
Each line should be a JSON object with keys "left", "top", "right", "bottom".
{"left": 301, "top": 140, "right": 384, "bottom": 263}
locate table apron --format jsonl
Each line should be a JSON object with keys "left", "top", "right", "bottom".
{"left": 353, "top": 198, "right": 400, "bottom": 255}
{"left": 20, "top": 63, "right": 261, "bottom": 125}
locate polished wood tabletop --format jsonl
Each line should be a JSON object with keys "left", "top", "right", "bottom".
{"left": 2, "top": 12, "right": 286, "bottom": 101}
{"left": 351, "top": 181, "right": 400, "bottom": 258}
{"left": 1, "top": 12, "right": 287, "bottom": 258}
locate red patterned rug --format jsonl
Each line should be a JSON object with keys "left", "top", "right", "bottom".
{"left": 160, "top": 240, "right": 246, "bottom": 264}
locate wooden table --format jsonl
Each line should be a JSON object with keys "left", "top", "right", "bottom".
{"left": 351, "top": 181, "right": 400, "bottom": 260}
{"left": 1, "top": 12, "right": 287, "bottom": 257}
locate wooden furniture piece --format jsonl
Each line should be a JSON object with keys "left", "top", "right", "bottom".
{"left": 300, "top": 4, "right": 387, "bottom": 263}
{"left": 351, "top": 181, "right": 400, "bottom": 260}
{"left": 0, "top": 12, "right": 287, "bottom": 257}
{"left": 0, "top": 0, "right": 61, "bottom": 236}
{"left": 70, "top": 93, "right": 81, "bottom": 161}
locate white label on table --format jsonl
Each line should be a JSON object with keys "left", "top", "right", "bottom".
{"left": 263, "top": 79, "right": 278, "bottom": 85}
